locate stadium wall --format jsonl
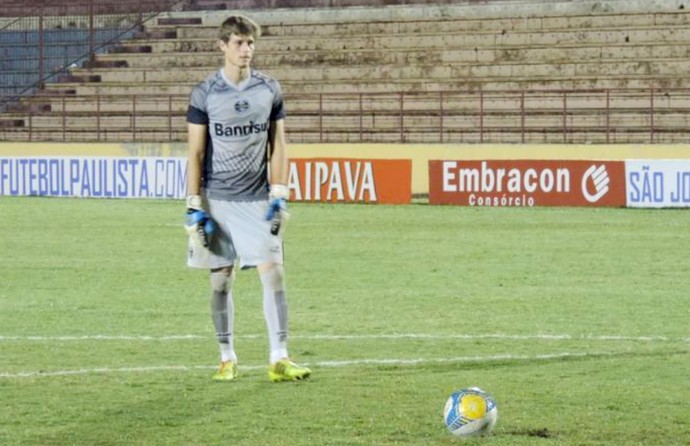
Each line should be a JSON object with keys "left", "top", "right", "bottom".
{"left": 0, "top": 142, "right": 688, "bottom": 195}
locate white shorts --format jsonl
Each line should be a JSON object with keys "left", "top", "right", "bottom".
{"left": 187, "top": 198, "right": 283, "bottom": 270}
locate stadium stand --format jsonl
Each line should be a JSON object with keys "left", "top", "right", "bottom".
{"left": 1, "top": 0, "right": 690, "bottom": 143}
{"left": 0, "top": 0, "right": 181, "bottom": 102}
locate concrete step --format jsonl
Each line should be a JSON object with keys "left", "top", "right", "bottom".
{"left": 90, "top": 43, "right": 690, "bottom": 69}
{"left": 0, "top": 119, "right": 24, "bottom": 128}
{"left": 67, "top": 59, "right": 690, "bottom": 84}
{"left": 157, "top": 17, "right": 203, "bottom": 26}
{"left": 3, "top": 124, "right": 687, "bottom": 144}
{"left": 24, "top": 115, "right": 187, "bottom": 128}
{"left": 39, "top": 73, "right": 690, "bottom": 96}
{"left": 82, "top": 60, "right": 129, "bottom": 69}
{"left": 0, "top": 128, "right": 187, "bottom": 142}
{"left": 4, "top": 102, "right": 52, "bottom": 113}
{"left": 153, "top": 1, "right": 689, "bottom": 29}
{"left": 119, "top": 26, "right": 690, "bottom": 54}
{"left": 55, "top": 74, "right": 102, "bottom": 83}
{"left": 158, "top": 11, "right": 690, "bottom": 39}
{"left": 18, "top": 90, "right": 690, "bottom": 118}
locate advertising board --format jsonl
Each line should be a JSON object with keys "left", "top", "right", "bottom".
{"left": 626, "top": 160, "right": 690, "bottom": 208}
{"left": 429, "top": 160, "right": 626, "bottom": 207}
{"left": 288, "top": 158, "right": 411, "bottom": 204}
{"left": 0, "top": 156, "right": 412, "bottom": 204}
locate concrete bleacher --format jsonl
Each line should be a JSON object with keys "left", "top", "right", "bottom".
{"left": 0, "top": 0, "right": 178, "bottom": 17}
{"left": 2, "top": 0, "right": 690, "bottom": 143}
{"left": 0, "top": 0, "right": 182, "bottom": 106}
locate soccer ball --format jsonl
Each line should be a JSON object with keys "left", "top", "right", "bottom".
{"left": 443, "top": 387, "right": 498, "bottom": 437}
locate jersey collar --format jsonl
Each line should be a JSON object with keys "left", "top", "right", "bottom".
{"left": 219, "top": 69, "right": 253, "bottom": 91}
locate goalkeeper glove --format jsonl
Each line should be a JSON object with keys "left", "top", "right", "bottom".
{"left": 185, "top": 195, "right": 217, "bottom": 248}
{"left": 265, "top": 184, "right": 290, "bottom": 236}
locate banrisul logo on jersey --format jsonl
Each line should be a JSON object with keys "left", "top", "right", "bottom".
{"left": 213, "top": 120, "right": 269, "bottom": 138}
{"left": 428, "top": 160, "right": 626, "bottom": 207}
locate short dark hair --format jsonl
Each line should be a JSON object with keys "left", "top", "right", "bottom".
{"left": 218, "top": 15, "right": 261, "bottom": 42}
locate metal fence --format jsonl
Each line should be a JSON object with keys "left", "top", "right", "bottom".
{"left": 3, "top": 88, "right": 690, "bottom": 144}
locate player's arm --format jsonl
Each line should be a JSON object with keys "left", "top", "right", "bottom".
{"left": 265, "top": 118, "right": 290, "bottom": 234}
{"left": 268, "top": 118, "right": 289, "bottom": 186}
{"left": 185, "top": 122, "right": 215, "bottom": 247}
{"left": 186, "top": 83, "right": 209, "bottom": 202}
{"left": 187, "top": 122, "right": 206, "bottom": 197}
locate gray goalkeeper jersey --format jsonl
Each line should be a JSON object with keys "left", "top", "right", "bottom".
{"left": 186, "top": 69, "right": 286, "bottom": 201}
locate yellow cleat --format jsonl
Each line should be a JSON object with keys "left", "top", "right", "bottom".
{"left": 212, "top": 361, "right": 238, "bottom": 381}
{"left": 268, "top": 358, "right": 311, "bottom": 382}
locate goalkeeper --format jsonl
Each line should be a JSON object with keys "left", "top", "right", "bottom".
{"left": 185, "top": 15, "right": 310, "bottom": 382}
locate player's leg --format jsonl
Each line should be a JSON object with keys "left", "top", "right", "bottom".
{"left": 224, "top": 200, "right": 311, "bottom": 381}
{"left": 210, "top": 266, "right": 238, "bottom": 381}
{"left": 258, "top": 261, "right": 311, "bottom": 382}
{"left": 198, "top": 198, "right": 239, "bottom": 381}
{"left": 257, "top": 262, "right": 288, "bottom": 363}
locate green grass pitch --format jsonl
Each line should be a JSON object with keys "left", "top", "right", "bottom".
{"left": 0, "top": 197, "right": 688, "bottom": 445}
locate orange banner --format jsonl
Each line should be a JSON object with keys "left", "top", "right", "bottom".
{"left": 288, "top": 158, "right": 411, "bottom": 204}
{"left": 429, "top": 160, "right": 626, "bottom": 207}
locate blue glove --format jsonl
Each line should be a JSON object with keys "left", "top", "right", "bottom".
{"left": 265, "top": 185, "right": 290, "bottom": 236}
{"left": 185, "top": 195, "right": 217, "bottom": 248}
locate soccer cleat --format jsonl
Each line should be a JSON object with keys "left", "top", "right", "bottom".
{"left": 268, "top": 359, "right": 311, "bottom": 382}
{"left": 212, "top": 361, "right": 238, "bottom": 381}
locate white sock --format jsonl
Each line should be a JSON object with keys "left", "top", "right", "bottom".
{"left": 210, "top": 270, "right": 237, "bottom": 363}
{"left": 260, "top": 265, "right": 289, "bottom": 364}
{"left": 219, "top": 344, "right": 236, "bottom": 363}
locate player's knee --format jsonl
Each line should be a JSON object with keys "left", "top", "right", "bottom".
{"left": 258, "top": 263, "right": 284, "bottom": 290}
{"left": 210, "top": 267, "right": 235, "bottom": 293}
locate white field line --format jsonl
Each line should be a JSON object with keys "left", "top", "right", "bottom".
{"left": 0, "top": 350, "right": 634, "bottom": 379}
{"left": 0, "top": 333, "right": 687, "bottom": 342}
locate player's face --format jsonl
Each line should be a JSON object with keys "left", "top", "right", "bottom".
{"left": 219, "top": 33, "right": 255, "bottom": 69}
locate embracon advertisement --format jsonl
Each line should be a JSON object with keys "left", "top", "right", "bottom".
{"left": 428, "top": 160, "right": 627, "bottom": 207}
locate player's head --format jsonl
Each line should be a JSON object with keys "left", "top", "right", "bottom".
{"left": 218, "top": 15, "right": 261, "bottom": 43}
{"left": 218, "top": 15, "right": 261, "bottom": 69}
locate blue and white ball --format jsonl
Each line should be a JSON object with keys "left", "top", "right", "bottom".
{"left": 443, "top": 387, "right": 498, "bottom": 437}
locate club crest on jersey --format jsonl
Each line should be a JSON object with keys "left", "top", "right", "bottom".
{"left": 234, "top": 99, "right": 250, "bottom": 113}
